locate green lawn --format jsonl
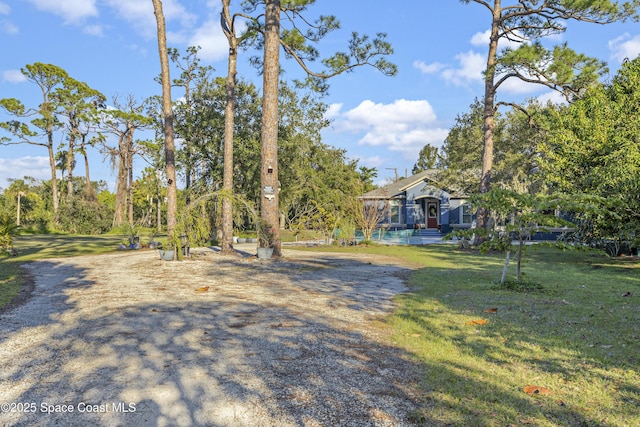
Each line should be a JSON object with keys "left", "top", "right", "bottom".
{"left": 320, "top": 244, "right": 639, "bottom": 426}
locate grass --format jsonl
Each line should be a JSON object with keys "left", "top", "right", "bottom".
{"left": 305, "top": 243, "right": 639, "bottom": 426}
{"left": 1, "top": 237, "right": 638, "bottom": 425}
{"left": 0, "top": 233, "right": 122, "bottom": 310}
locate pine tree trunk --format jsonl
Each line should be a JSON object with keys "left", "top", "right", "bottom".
{"left": 260, "top": 0, "right": 282, "bottom": 256}
{"left": 221, "top": 1, "right": 238, "bottom": 254}
{"left": 152, "top": 0, "right": 178, "bottom": 249}
{"left": 477, "top": 0, "right": 501, "bottom": 232}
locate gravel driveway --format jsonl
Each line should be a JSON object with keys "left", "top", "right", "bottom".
{"left": 0, "top": 245, "right": 423, "bottom": 426}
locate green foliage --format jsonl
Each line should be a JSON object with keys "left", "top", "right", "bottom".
{"left": 256, "top": 218, "right": 276, "bottom": 248}
{"left": 0, "top": 178, "right": 52, "bottom": 230}
{"left": 174, "top": 199, "right": 212, "bottom": 249}
{"left": 539, "top": 57, "right": 640, "bottom": 253}
{"left": 491, "top": 278, "right": 545, "bottom": 293}
{"left": 349, "top": 197, "right": 388, "bottom": 242}
{"left": 437, "top": 99, "right": 491, "bottom": 194}
{"left": 498, "top": 42, "right": 607, "bottom": 101}
{"left": 412, "top": 144, "right": 439, "bottom": 174}
{"left": 241, "top": 0, "right": 396, "bottom": 93}
{"left": 335, "top": 218, "right": 356, "bottom": 246}
{"left": 57, "top": 198, "right": 114, "bottom": 235}
{"left": 2, "top": 50, "right": 378, "bottom": 241}
{"left": 437, "top": 98, "right": 547, "bottom": 196}
{"left": 0, "top": 213, "right": 20, "bottom": 254}
{"left": 461, "top": 0, "right": 638, "bottom": 217}
{"left": 0, "top": 51, "right": 374, "bottom": 242}
{"left": 306, "top": 200, "right": 339, "bottom": 243}
{"left": 447, "top": 188, "right": 610, "bottom": 282}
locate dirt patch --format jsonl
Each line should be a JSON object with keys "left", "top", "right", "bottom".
{"left": 0, "top": 245, "right": 424, "bottom": 426}
{"left": 0, "top": 266, "right": 35, "bottom": 316}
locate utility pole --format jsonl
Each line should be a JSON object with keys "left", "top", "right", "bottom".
{"left": 385, "top": 167, "right": 398, "bottom": 182}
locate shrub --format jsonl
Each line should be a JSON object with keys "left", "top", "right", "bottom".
{"left": 0, "top": 213, "right": 20, "bottom": 254}
{"left": 57, "top": 199, "right": 113, "bottom": 234}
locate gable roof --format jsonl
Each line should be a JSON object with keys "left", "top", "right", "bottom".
{"left": 360, "top": 169, "right": 440, "bottom": 199}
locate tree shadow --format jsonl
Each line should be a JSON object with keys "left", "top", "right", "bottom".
{"left": 397, "top": 245, "right": 640, "bottom": 426}
{"left": 1, "top": 251, "right": 426, "bottom": 426}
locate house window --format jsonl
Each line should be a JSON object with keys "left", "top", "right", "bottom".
{"left": 461, "top": 203, "right": 473, "bottom": 224}
{"left": 389, "top": 200, "right": 401, "bottom": 224}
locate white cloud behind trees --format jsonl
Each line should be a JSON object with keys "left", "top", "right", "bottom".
{"left": 324, "top": 99, "right": 449, "bottom": 168}
{"left": 0, "top": 157, "right": 51, "bottom": 188}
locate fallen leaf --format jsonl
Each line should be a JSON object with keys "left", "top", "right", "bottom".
{"left": 195, "top": 286, "right": 209, "bottom": 293}
{"left": 523, "top": 385, "right": 553, "bottom": 395}
{"left": 484, "top": 308, "right": 498, "bottom": 313}
{"left": 465, "top": 319, "right": 488, "bottom": 326}
{"left": 411, "top": 333, "right": 421, "bottom": 337}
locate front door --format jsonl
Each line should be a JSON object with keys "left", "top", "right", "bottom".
{"left": 427, "top": 201, "right": 438, "bottom": 229}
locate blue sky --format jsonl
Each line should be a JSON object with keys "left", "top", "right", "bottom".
{"left": 1, "top": 0, "right": 640, "bottom": 190}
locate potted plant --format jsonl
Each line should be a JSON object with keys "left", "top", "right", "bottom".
{"left": 159, "top": 246, "right": 175, "bottom": 261}
{"left": 256, "top": 221, "right": 275, "bottom": 259}
{"left": 121, "top": 222, "right": 140, "bottom": 250}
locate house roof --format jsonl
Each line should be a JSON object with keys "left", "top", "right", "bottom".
{"left": 360, "top": 169, "right": 440, "bottom": 200}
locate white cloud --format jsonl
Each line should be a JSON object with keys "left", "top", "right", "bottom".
{"left": 339, "top": 99, "right": 436, "bottom": 131}
{"left": 103, "top": 0, "right": 156, "bottom": 39}
{"left": 162, "top": 0, "right": 198, "bottom": 25}
{"left": 470, "top": 29, "right": 525, "bottom": 51}
{"left": 26, "top": 0, "right": 98, "bottom": 24}
{"left": 331, "top": 99, "right": 449, "bottom": 160}
{"left": 470, "top": 30, "right": 563, "bottom": 49}
{"left": 126, "top": 43, "right": 149, "bottom": 58}
{"left": 536, "top": 90, "right": 567, "bottom": 105}
{"left": 0, "top": 157, "right": 52, "bottom": 188}
{"left": 104, "top": 0, "right": 197, "bottom": 40}
{"left": 470, "top": 30, "right": 489, "bottom": 47}
{"left": 413, "top": 60, "right": 445, "bottom": 74}
{"left": 1, "top": 20, "right": 17, "bottom": 34}
{"left": 0, "top": 1, "right": 16, "bottom": 34}
{"left": 83, "top": 24, "right": 104, "bottom": 37}
{"left": 608, "top": 33, "right": 640, "bottom": 63}
{"left": 2, "top": 69, "right": 26, "bottom": 83}
{"left": 357, "top": 155, "right": 384, "bottom": 168}
{"left": 324, "top": 103, "right": 343, "bottom": 120}
{"left": 188, "top": 19, "right": 228, "bottom": 62}
{"left": 441, "top": 50, "right": 485, "bottom": 87}
{"left": 498, "top": 75, "right": 547, "bottom": 95}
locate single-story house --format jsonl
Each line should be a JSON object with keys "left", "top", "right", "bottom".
{"left": 359, "top": 170, "right": 472, "bottom": 234}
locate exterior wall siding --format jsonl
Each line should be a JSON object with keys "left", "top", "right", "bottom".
{"left": 363, "top": 175, "right": 467, "bottom": 233}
